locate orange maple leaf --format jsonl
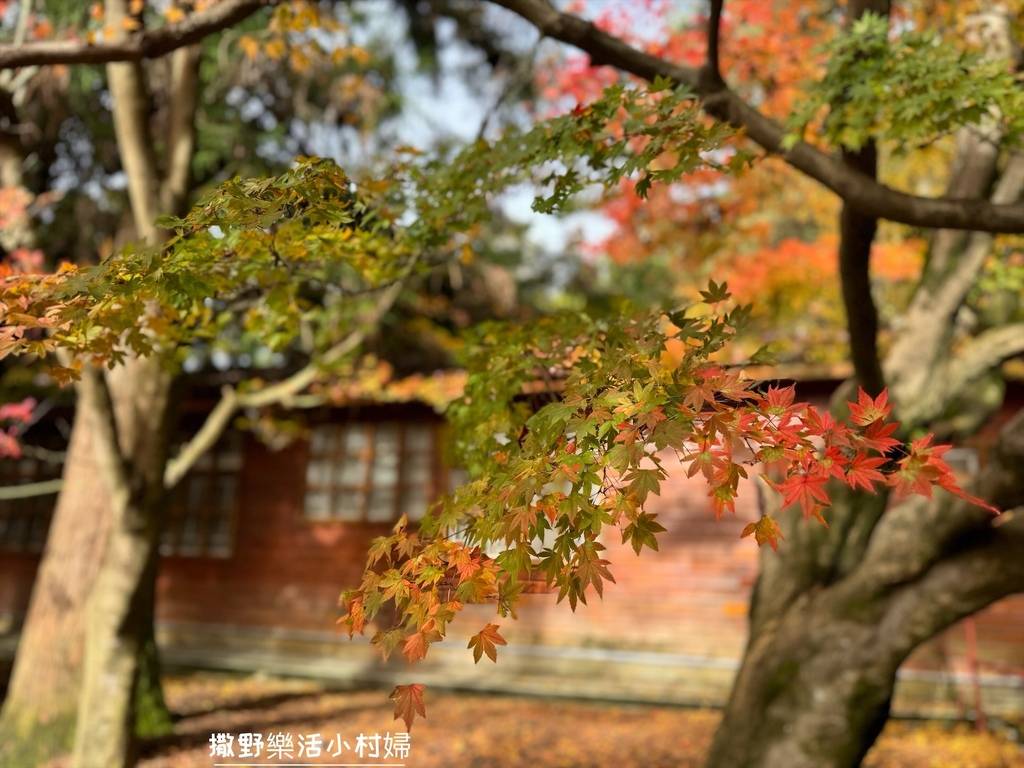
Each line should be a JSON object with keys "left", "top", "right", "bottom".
{"left": 389, "top": 684, "right": 426, "bottom": 729}
{"left": 467, "top": 623, "right": 507, "bottom": 663}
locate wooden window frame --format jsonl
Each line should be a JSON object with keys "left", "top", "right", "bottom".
{"left": 161, "top": 432, "right": 243, "bottom": 558}
{"left": 303, "top": 420, "right": 443, "bottom": 523}
{"left": 0, "top": 453, "right": 62, "bottom": 553}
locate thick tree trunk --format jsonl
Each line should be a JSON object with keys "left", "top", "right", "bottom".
{"left": 0, "top": 409, "right": 107, "bottom": 767}
{"left": 705, "top": 413, "right": 1024, "bottom": 768}
{"left": 69, "top": 359, "right": 175, "bottom": 768}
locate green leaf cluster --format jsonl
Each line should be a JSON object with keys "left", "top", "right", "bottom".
{"left": 785, "top": 11, "right": 1024, "bottom": 153}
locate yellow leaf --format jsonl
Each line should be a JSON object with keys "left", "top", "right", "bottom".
{"left": 289, "top": 50, "right": 311, "bottom": 74}
{"left": 165, "top": 6, "right": 186, "bottom": 23}
{"left": 265, "top": 39, "right": 285, "bottom": 62}
{"left": 239, "top": 35, "right": 260, "bottom": 60}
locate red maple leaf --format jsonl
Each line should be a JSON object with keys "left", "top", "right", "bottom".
{"left": 805, "top": 406, "right": 853, "bottom": 448}
{"left": 848, "top": 388, "right": 893, "bottom": 426}
{"left": 845, "top": 451, "right": 887, "bottom": 492}
{"left": 389, "top": 684, "right": 426, "bottom": 729}
{"left": 858, "top": 419, "right": 901, "bottom": 454}
{"left": 774, "top": 470, "right": 830, "bottom": 519}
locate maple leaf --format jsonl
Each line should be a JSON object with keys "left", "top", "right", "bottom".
{"left": 858, "top": 419, "right": 901, "bottom": 454}
{"left": 402, "top": 627, "right": 442, "bottom": 662}
{"left": 805, "top": 406, "right": 853, "bottom": 448}
{"left": 762, "top": 384, "right": 797, "bottom": 416}
{"left": 389, "top": 684, "right": 426, "bottom": 730}
{"left": 848, "top": 388, "right": 893, "bottom": 426}
{"left": 845, "top": 451, "right": 887, "bottom": 492}
{"left": 622, "top": 512, "right": 667, "bottom": 554}
{"left": 741, "top": 515, "right": 785, "bottom": 550}
{"left": 774, "top": 471, "right": 830, "bottom": 519}
{"left": 467, "top": 623, "right": 507, "bottom": 663}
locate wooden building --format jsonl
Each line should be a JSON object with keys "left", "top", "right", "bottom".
{"left": 1, "top": 385, "right": 1022, "bottom": 720}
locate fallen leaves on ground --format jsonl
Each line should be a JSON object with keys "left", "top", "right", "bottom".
{"left": 124, "top": 672, "right": 1021, "bottom": 768}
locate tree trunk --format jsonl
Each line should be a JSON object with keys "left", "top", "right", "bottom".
{"left": 0, "top": 409, "right": 107, "bottom": 767}
{"left": 705, "top": 413, "right": 1024, "bottom": 768}
{"left": 69, "top": 359, "right": 175, "bottom": 768}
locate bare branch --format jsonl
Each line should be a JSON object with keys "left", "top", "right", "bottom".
{"left": 0, "top": 478, "right": 64, "bottom": 500}
{"left": 947, "top": 325, "right": 1024, "bottom": 394}
{"left": 490, "top": 0, "right": 1024, "bottom": 233}
{"left": 160, "top": 45, "right": 202, "bottom": 214}
{"left": 703, "top": 0, "right": 725, "bottom": 87}
{"left": 0, "top": 0, "right": 276, "bottom": 70}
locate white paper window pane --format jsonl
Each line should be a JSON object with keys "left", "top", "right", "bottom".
{"left": 404, "top": 454, "right": 432, "bottom": 486}
{"left": 306, "top": 458, "right": 333, "bottom": 487}
{"left": 179, "top": 516, "right": 200, "bottom": 553}
{"left": 213, "top": 476, "right": 236, "bottom": 511}
{"left": 207, "top": 515, "right": 231, "bottom": 553}
{"left": 310, "top": 426, "right": 333, "bottom": 454}
{"left": 217, "top": 449, "right": 244, "bottom": 472}
{"left": 185, "top": 477, "right": 206, "bottom": 511}
{"left": 375, "top": 424, "right": 400, "bottom": 454}
{"left": 304, "top": 492, "right": 332, "bottom": 520}
{"left": 405, "top": 425, "right": 433, "bottom": 452}
{"left": 401, "top": 488, "right": 430, "bottom": 520}
{"left": 371, "top": 449, "right": 399, "bottom": 486}
{"left": 367, "top": 489, "right": 396, "bottom": 522}
{"left": 335, "top": 492, "right": 364, "bottom": 521}
{"left": 343, "top": 426, "right": 368, "bottom": 453}
{"left": 340, "top": 458, "right": 365, "bottom": 486}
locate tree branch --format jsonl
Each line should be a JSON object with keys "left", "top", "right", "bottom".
{"left": 848, "top": 409, "right": 1024, "bottom": 597}
{"left": 164, "top": 281, "right": 404, "bottom": 489}
{"left": 702, "top": 0, "right": 725, "bottom": 88}
{"left": 105, "top": 0, "right": 162, "bottom": 245}
{"left": 877, "top": 505, "right": 1024, "bottom": 660}
{"left": 947, "top": 325, "right": 1024, "bottom": 394}
{"left": 489, "top": 0, "right": 1024, "bottom": 233}
{"left": 0, "top": 478, "right": 64, "bottom": 500}
{"left": 159, "top": 44, "right": 202, "bottom": 215}
{"left": 0, "top": 0, "right": 275, "bottom": 70}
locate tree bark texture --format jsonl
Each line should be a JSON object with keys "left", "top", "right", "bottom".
{"left": 0, "top": 409, "right": 109, "bottom": 767}
{"left": 706, "top": 413, "right": 1024, "bottom": 768}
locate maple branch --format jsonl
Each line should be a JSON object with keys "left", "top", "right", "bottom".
{"left": 947, "top": 325, "right": 1024, "bottom": 394}
{"left": 885, "top": 151, "right": 1023, "bottom": 422}
{"left": 703, "top": 0, "right": 725, "bottom": 88}
{"left": 874, "top": 505, "right": 1024, "bottom": 658}
{"left": 489, "top": 0, "right": 1024, "bottom": 233}
{"left": 0, "top": 478, "right": 64, "bottom": 500}
{"left": 159, "top": 44, "right": 202, "bottom": 215}
{"left": 164, "top": 281, "right": 403, "bottom": 489}
{"left": 850, "top": 409, "right": 1024, "bottom": 596}
{"left": 0, "top": 0, "right": 276, "bottom": 70}
{"left": 838, "top": 0, "right": 889, "bottom": 397}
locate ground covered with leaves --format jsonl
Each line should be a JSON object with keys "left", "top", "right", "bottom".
{"left": 126, "top": 672, "right": 1020, "bottom": 768}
